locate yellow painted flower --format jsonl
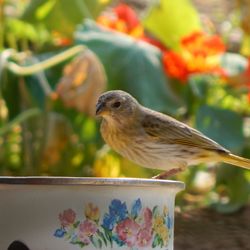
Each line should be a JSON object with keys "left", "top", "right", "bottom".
{"left": 158, "top": 225, "right": 169, "bottom": 246}
{"left": 84, "top": 203, "right": 100, "bottom": 221}
{"left": 153, "top": 215, "right": 164, "bottom": 228}
{"left": 153, "top": 215, "right": 169, "bottom": 246}
{"left": 163, "top": 205, "right": 168, "bottom": 217}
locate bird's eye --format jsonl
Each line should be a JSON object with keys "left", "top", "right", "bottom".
{"left": 111, "top": 101, "right": 121, "bottom": 108}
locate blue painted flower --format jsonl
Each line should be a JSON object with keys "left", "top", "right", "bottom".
{"left": 54, "top": 228, "right": 66, "bottom": 238}
{"left": 166, "top": 215, "right": 172, "bottom": 229}
{"left": 131, "top": 198, "right": 142, "bottom": 218}
{"left": 109, "top": 199, "right": 128, "bottom": 222}
{"left": 102, "top": 213, "right": 116, "bottom": 230}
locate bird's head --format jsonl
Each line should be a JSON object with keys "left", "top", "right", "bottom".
{"left": 96, "top": 90, "right": 139, "bottom": 121}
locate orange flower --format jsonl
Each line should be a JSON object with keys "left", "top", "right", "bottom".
{"left": 114, "top": 4, "right": 140, "bottom": 32}
{"left": 97, "top": 4, "right": 144, "bottom": 38}
{"left": 162, "top": 31, "right": 226, "bottom": 82}
{"left": 181, "top": 31, "right": 225, "bottom": 56}
{"left": 162, "top": 51, "right": 189, "bottom": 82}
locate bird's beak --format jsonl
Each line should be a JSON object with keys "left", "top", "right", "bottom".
{"left": 96, "top": 101, "right": 105, "bottom": 116}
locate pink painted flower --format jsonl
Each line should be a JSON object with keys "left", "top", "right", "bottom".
{"left": 59, "top": 209, "right": 76, "bottom": 227}
{"left": 137, "top": 227, "right": 153, "bottom": 247}
{"left": 78, "top": 219, "right": 98, "bottom": 244}
{"left": 143, "top": 207, "right": 153, "bottom": 228}
{"left": 115, "top": 218, "right": 140, "bottom": 247}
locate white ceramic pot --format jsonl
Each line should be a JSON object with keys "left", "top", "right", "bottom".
{"left": 0, "top": 177, "right": 184, "bottom": 250}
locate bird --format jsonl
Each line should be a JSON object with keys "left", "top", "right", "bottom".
{"left": 95, "top": 90, "right": 250, "bottom": 179}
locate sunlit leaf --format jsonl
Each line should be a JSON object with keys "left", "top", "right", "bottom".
{"left": 21, "top": 0, "right": 109, "bottom": 36}
{"left": 143, "top": 0, "right": 201, "bottom": 50}
{"left": 195, "top": 105, "right": 244, "bottom": 151}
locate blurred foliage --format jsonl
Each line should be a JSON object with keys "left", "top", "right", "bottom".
{"left": 143, "top": 0, "right": 201, "bottom": 50}
{"left": 1, "top": 0, "right": 250, "bottom": 213}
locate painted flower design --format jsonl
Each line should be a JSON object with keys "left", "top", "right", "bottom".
{"left": 59, "top": 208, "right": 76, "bottom": 227}
{"left": 102, "top": 199, "right": 128, "bottom": 230}
{"left": 78, "top": 219, "right": 98, "bottom": 244}
{"left": 54, "top": 199, "right": 173, "bottom": 249}
{"left": 115, "top": 218, "right": 140, "bottom": 247}
{"left": 84, "top": 203, "right": 100, "bottom": 221}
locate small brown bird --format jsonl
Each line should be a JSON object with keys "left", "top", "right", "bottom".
{"left": 96, "top": 90, "right": 250, "bottom": 178}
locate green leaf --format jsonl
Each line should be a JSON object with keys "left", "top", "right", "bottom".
{"left": 0, "top": 108, "right": 41, "bottom": 136}
{"left": 143, "top": 0, "right": 201, "bottom": 49}
{"left": 214, "top": 166, "right": 250, "bottom": 213}
{"left": 0, "top": 55, "right": 21, "bottom": 120}
{"left": 21, "top": 0, "right": 108, "bottom": 36}
{"left": 220, "top": 52, "right": 248, "bottom": 76}
{"left": 195, "top": 105, "right": 244, "bottom": 152}
{"left": 75, "top": 20, "right": 182, "bottom": 115}
{"left": 188, "top": 75, "right": 212, "bottom": 100}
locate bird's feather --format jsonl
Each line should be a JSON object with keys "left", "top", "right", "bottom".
{"left": 141, "top": 107, "right": 229, "bottom": 153}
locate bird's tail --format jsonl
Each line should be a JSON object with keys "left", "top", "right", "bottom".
{"left": 221, "top": 153, "right": 250, "bottom": 170}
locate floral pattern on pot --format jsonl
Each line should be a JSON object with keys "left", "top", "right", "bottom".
{"left": 54, "top": 198, "right": 173, "bottom": 249}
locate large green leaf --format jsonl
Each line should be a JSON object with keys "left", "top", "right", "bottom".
{"left": 143, "top": 0, "right": 201, "bottom": 50}
{"left": 75, "top": 20, "right": 182, "bottom": 114}
{"left": 195, "top": 105, "right": 244, "bottom": 151}
{"left": 21, "top": 0, "right": 108, "bottom": 36}
{"left": 214, "top": 165, "right": 250, "bottom": 213}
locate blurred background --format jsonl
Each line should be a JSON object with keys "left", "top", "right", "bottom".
{"left": 1, "top": 0, "right": 250, "bottom": 248}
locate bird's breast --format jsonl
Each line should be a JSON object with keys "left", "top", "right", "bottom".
{"left": 101, "top": 121, "right": 129, "bottom": 151}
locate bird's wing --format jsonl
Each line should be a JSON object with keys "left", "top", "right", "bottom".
{"left": 141, "top": 108, "right": 228, "bottom": 153}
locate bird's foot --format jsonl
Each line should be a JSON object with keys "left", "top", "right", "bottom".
{"left": 152, "top": 167, "right": 184, "bottom": 179}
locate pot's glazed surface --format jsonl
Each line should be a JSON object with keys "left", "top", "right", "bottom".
{"left": 0, "top": 177, "right": 184, "bottom": 250}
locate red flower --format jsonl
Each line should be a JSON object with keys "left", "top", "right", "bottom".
{"left": 162, "top": 51, "right": 189, "bottom": 82}
{"left": 97, "top": 4, "right": 143, "bottom": 38}
{"left": 114, "top": 4, "right": 140, "bottom": 32}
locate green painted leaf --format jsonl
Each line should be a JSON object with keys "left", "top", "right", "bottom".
{"left": 73, "top": 220, "right": 80, "bottom": 228}
{"left": 90, "top": 235, "right": 102, "bottom": 249}
{"left": 103, "top": 228, "right": 113, "bottom": 247}
{"left": 152, "top": 206, "right": 159, "bottom": 217}
{"left": 195, "top": 105, "right": 244, "bottom": 152}
{"left": 75, "top": 20, "right": 182, "bottom": 115}
{"left": 97, "top": 230, "right": 108, "bottom": 247}
{"left": 143, "top": 0, "right": 201, "bottom": 49}
{"left": 152, "top": 234, "right": 158, "bottom": 248}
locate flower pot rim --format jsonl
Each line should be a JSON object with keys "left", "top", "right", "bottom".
{"left": 0, "top": 176, "right": 185, "bottom": 189}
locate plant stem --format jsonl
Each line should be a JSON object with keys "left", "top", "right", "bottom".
{"left": 6, "top": 45, "right": 86, "bottom": 75}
